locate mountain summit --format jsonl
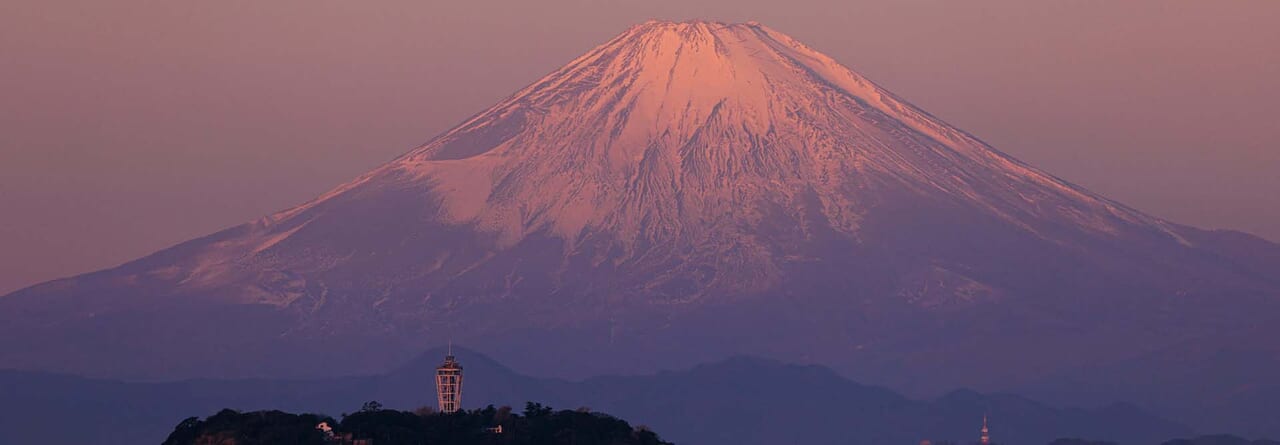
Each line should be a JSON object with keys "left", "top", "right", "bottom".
{"left": 402, "top": 19, "right": 1166, "bottom": 254}
{"left": 2, "top": 21, "right": 1278, "bottom": 410}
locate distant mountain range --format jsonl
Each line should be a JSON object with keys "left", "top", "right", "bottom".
{"left": 0, "top": 347, "right": 1198, "bottom": 445}
{"left": 2, "top": 20, "right": 1278, "bottom": 436}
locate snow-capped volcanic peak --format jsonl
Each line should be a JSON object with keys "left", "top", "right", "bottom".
{"left": 8, "top": 20, "right": 1275, "bottom": 389}
{"left": 296, "top": 20, "right": 1153, "bottom": 250}
{"left": 179, "top": 20, "right": 1186, "bottom": 302}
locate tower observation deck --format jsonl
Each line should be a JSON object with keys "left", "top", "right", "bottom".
{"left": 435, "top": 351, "right": 463, "bottom": 413}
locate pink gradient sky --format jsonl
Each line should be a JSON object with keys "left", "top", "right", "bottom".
{"left": 2, "top": 0, "right": 1278, "bottom": 295}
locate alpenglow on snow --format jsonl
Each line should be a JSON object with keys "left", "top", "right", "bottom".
{"left": 2, "top": 22, "right": 1278, "bottom": 411}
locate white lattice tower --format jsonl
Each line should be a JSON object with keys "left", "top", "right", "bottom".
{"left": 435, "top": 350, "right": 463, "bottom": 413}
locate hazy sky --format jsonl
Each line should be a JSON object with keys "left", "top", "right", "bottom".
{"left": 2, "top": 0, "right": 1278, "bottom": 295}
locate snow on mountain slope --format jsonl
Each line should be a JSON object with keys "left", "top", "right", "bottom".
{"left": 391, "top": 20, "right": 1155, "bottom": 246}
{"left": 1, "top": 21, "right": 1277, "bottom": 404}
{"left": 184, "top": 21, "right": 1173, "bottom": 300}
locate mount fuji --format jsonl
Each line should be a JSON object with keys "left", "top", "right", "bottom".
{"left": 3, "top": 21, "right": 1278, "bottom": 416}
